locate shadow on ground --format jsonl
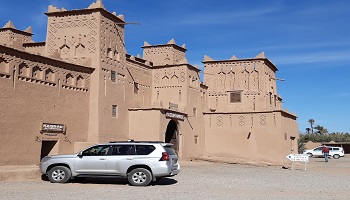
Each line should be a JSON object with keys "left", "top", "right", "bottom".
{"left": 41, "top": 175, "right": 177, "bottom": 186}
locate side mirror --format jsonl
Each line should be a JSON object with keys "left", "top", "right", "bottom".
{"left": 78, "top": 152, "right": 83, "bottom": 158}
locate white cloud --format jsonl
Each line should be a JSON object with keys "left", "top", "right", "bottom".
{"left": 273, "top": 50, "right": 350, "bottom": 65}
{"left": 178, "top": 6, "right": 279, "bottom": 25}
{"left": 339, "top": 93, "right": 350, "bottom": 97}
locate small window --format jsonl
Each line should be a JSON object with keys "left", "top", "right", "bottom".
{"left": 135, "top": 145, "right": 155, "bottom": 155}
{"left": 230, "top": 91, "right": 241, "bottom": 103}
{"left": 112, "top": 105, "right": 118, "bottom": 118}
{"left": 193, "top": 107, "right": 197, "bottom": 116}
{"left": 194, "top": 135, "right": 198, "bottom": 144}
{"left": 111, "top": 70, "right": 116, "bottom": 82}
{"left": 134, "top": 82, "right": 139, "bottom": 94}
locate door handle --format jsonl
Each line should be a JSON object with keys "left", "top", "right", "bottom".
{"left": 126, "top": 158, "right": 133, "bottom": 160}
{"left": 99, "top": 158, "right": 106, "bottom": 160}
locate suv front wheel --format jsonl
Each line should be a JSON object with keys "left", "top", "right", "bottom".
{"left": 128, "top": 168, "right": 152, "bottom": 186}
{"left": 47, "top": 166, "right": 72, "bottom": 183}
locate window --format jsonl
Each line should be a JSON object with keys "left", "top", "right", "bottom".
{"left": 193, "top": 107, "right": 197, "bottom": 116}
{"left": 111, "top": 70, "right": 116, "bottom": 82}
{"left": 82, "top": 145, "right": 110, "bottom": 156}
{"left": 112, "top": 105, "right": 118, "bottom": 118}
{"left": 134, "top": 82, "right": 139, "bottom": 94}
{"left": 135, "top": 145, "right": 155, "bottom": 155}
{"left": 230, "top": 91, "right": 241, "bottom": 103}
{"left": 111, "top": 145, "right": 136, "bottom": 155}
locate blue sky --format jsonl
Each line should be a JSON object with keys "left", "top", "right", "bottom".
{"left": 1, "top": 0, "right": 349, "bottom": 133}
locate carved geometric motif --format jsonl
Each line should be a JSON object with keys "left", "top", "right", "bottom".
{"left": 86, "top": 20, "right": 97, "bottom": 29}
{"left": 239, "top": 115, "right": 245, "bottom": 126}
{"left": 260, "top": 114, "right": 266, "bottom": 126}
{"left": 49, "top": 25, "right": 57, "bottom": 33}
{"left": 180, "top": 71, "right": 185, "bottom": 82}
{"left": 217, "top": 115, "right": 223, "bottom": 127}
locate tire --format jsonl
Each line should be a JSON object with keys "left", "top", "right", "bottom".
{"left": 127, "top": 168, "right": 152, "bottom": 186}
{"left": 333, "top": 154, "right": 340, "bottom": 159}
{"left": 307, "top": 153, "right": 313, "bottom": 157}
{"left": 47, "top": 166, "right": 72, "bottom": 183}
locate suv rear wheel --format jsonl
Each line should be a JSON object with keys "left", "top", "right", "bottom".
{"left": 47, "top": 166, "right": 72, "bottom": 183}
{"left": 333, "top": 154, "right": 340, "bottom": 159}
{"left": 128, "top": 168, "right": 152, "bottom": 186}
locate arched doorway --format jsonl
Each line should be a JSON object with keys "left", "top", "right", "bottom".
{"left": 165, "top": 120, "right": 178, "bottom": 153}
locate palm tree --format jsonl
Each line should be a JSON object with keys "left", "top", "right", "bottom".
{"left": 305, "top": 128, "right": 311, "bottom": 134}
{"left": 314, "top": 125, "right": 328, "bottom": 135}
{"left": 307, "top": 119, "right": 315, "bottom": 134}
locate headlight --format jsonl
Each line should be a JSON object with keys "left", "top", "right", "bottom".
{"left": 41, "top": 156, "right": 51, "bottom": 162}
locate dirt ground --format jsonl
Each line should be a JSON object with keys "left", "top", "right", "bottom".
{"left": 0, "top": 155, "right": 349, "bottom": 200}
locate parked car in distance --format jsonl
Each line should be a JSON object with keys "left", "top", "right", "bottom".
{"left": 40, "top": 140, "right": 180, "bottom": 186}
{"left": 303, "top": 146, "right": 345, "bottom": 159}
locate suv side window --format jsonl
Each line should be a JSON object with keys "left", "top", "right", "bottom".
{"left": 111, "top": 145, "right": 136, "bottom": 155}
{"left": 136, "top": 145, "right": 155, "bottom": 155}
{"left": 82, "top": 145, "right": 110, "bottom": 156}
{"left": 332, "top": 148, "right": 339, "bottom": 151}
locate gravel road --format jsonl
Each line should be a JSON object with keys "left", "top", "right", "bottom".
{"left": 1, "top": 156, "right": 349, "bottom": 200}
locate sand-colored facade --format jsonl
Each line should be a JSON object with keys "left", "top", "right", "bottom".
{"left": 0, "top": 1, "right": 298, "bottom": 166}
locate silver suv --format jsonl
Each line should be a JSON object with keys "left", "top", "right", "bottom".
{"left": 303, "top": 146, "right": 345, "bottom": 159}
{"left": 40, "top": 140, "right": 180, "bottom": 186}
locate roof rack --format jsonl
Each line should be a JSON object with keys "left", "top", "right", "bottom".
{"left": 109, "top": 139, "right": 165, "bottom": 143}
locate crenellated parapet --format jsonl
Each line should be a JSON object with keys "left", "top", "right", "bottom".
{"left": 142, "top": 39, "right": 187, "bottom": 66}
{"left": 0, "top": 45, "right": 93, "bottom": 92}
{"left": 0, "top": 21, "right": 33, "bottom": 50}
{"left": 44, "top": 0, "right": 125, "bottom": 68}
{"left": 203, "top": 53, "right": 282, "bottom": 112}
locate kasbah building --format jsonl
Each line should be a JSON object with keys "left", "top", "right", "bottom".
{"left": 0, "top": 1, "right": 299, "bottom": 166}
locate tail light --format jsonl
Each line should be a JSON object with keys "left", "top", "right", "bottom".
{"left": 160, "top": 152, "right": 169, "bottom": 161}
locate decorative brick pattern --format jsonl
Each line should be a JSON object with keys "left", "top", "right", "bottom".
{"left": 239, "top": 115, "right": 245, "bottom": 126}
{"left": 260, "top": 114, "right": 266, "bottom": 126}
{"left": 217, "top": 115, "right": 223, "bottom": 127}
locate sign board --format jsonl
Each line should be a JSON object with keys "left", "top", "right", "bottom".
{"left": 165, "top": 112, "right": 184, "bottom": 120}
{"left": 286, "top": 154, "right": 309, "bottom": 171}
{"left": 286, "top": 154, "right": 309, "bottom": 162}
{"left": 41, "top": 123, "right": 65, "bottom": 134}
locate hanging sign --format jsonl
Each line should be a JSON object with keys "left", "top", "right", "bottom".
{"left": 166, "top": 112, "right": 184, "bottom": 120}
{"left": 41, "top": 123, "right": 65, "bottom": 133}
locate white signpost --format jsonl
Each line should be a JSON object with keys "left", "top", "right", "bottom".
{"left": 286, "top": 154, "right": 309, "bottom": 170}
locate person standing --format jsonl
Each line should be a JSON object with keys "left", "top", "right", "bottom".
{"left": 322, "top": 145, "right": 330, "bottom": 162}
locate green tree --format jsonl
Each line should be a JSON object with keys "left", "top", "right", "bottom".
{"left": 307, "top": 119, "right": 315, "bottom": 134}
{"left": 305, "top": 128, "right": 310, "bottom": 134}
{"left": 314, "top": 125, "right": 328, "bottom": 135}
